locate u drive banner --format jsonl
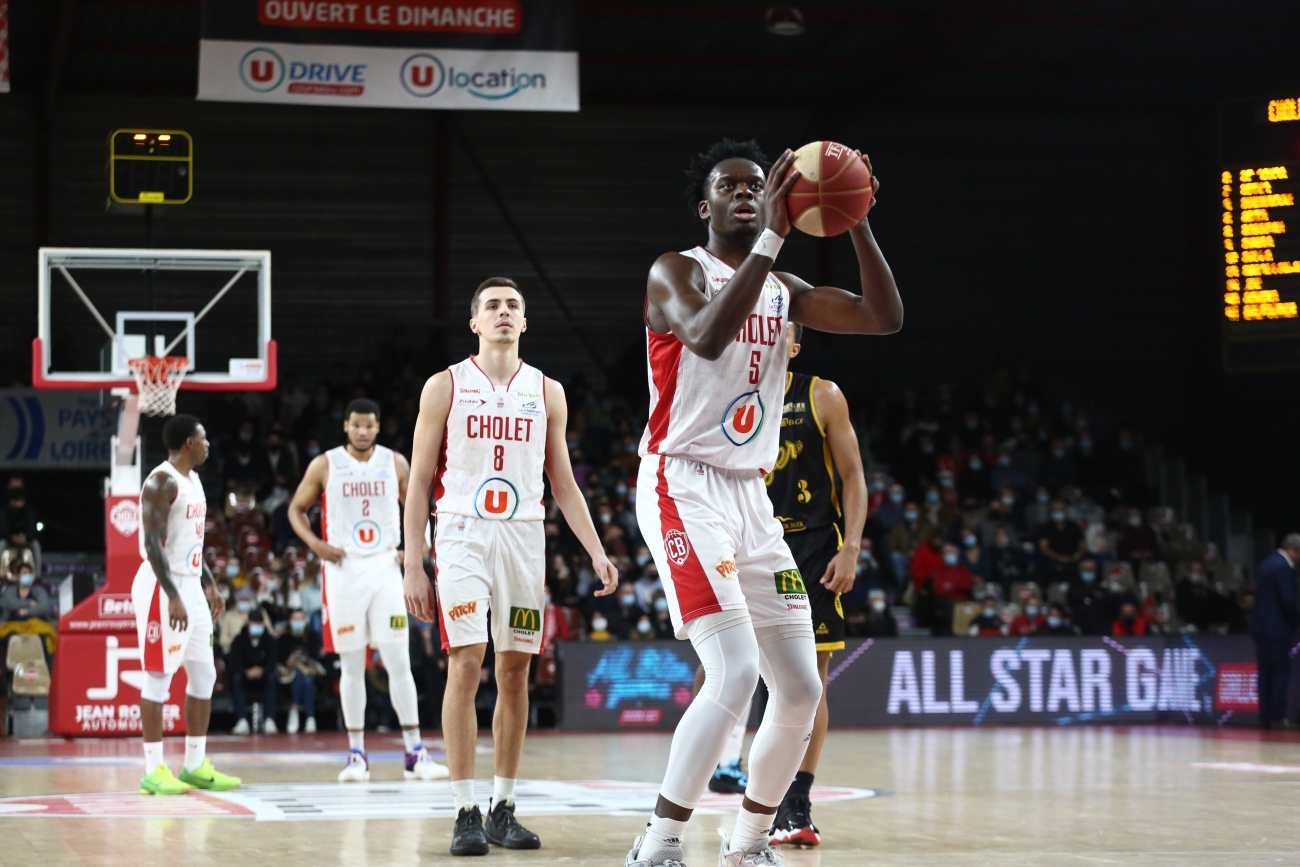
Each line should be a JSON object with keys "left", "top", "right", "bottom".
{"left": 557, "top": 635, "right": 1259, "bottom": 730}
{"left": 197, "top": 0, "right": 577, "bottom": 111}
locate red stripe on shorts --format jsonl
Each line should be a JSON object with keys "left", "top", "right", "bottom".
{"left": 654, "top": 456, "right": 721, "bottom": 623}
{"left": 143, "top": 582, "right": 164, "bottom": 673}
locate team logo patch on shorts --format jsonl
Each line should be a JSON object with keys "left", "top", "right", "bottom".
{"left": 664, "top": 529, "right": 691, "bottom": 566}
{"left": 146, "top": 622, "right": 161, "bottom": 644}
{"left": 714, "top": 556, "right": 738, "bottom": 579}
{"left": 509, "top": 607, "right": 541, "bottom": 633}
{"left": 390, "top": 615, "right": 407, "bottom": 629}
{"left": 775, "top": 569, "right": 807, "bottom": 595}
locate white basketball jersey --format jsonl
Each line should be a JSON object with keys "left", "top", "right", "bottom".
{"left": 139, "top": 460, "right": 206, "bottom": 583}
{"left": 322, "top": 445, "right": 402, "bottom": 557}
{"left": 639, "top": 246, "right": 791, "bottom": 472}
{"left": 435, "top": 357, "right": 547, "bottom": 522}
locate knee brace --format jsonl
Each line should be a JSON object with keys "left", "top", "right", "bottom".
{"left": 140, "top": 671, "right": 175, "bottom": 704}
{"left": 184, "top": 657, "right": 218, "bottom": 701}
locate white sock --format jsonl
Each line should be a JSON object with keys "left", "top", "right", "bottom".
{"left": 730, "top": 805, "right": 774, "bottom": 850}
{"left": 451, "top": 779, "right": 477, "bottom": 813}
{"left": 402, "top": 728, "right": 422, "bottom": 754}
{"left": 143, "top": 740, "right": 165, "bottom": 773}
{"left": 348, "top": 730, "right": 365, "bottom": 753}
{"left": 642, "top": 814, "right": 687, "bottom": 856}
{"left": 183, "top": 736, "right": 207, "bottom": 773}
{"left": 719, "top": 699, "right": 751, "bottom": 766}
{"left": 492, "top": 775, "right": 516, "bottom": 806}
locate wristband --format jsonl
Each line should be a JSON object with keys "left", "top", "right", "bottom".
{"left": 751, "top": 228, "right": 784, "bottom": 262}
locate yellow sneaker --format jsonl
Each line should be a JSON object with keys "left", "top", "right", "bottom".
{"left": 178, "top": 757, "right": 242, "bottom": 791}
{"left": 140, "top": 763, "right": 192, "bottom": 796}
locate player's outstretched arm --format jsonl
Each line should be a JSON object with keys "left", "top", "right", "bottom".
{"left": 784, "top": 155, "right": 902, "bottom": 336}
{"left": 288, "top": 455, "right": 345, "bottom": 564}
{"left": 542, "top": 378, "right": 618, "bottom": 596}
{"left": 815, "top": 378, "right": 869, "bottom": 594}
{"left": 402, "top": 371, "right": 452, "bottom": 622}
{"left": 141, "top": 472, "right": 187, "bottom": 632}
{"left": 646, "top": 149, "right": 802, "bottom": 360}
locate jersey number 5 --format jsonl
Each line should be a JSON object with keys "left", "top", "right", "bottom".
{"left": 749, "top": 350, "right": 761, "bottom": 385}
{"left": 494, "top": 444, "right": 504, "bottom": 471}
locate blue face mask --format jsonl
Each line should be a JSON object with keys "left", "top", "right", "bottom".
{"left": 249, "top": 624, "right": 265, "bottom": 637}
{"left": 942, "top": 553, "right": 958, "bottom": 566}
{"left": 1080, "top": 571, "right": 1096, "bottom": 583}
{"left": 636, "top": 554, "right": 652, "bottom": 568}
{"left": 1047, "top": 616, "right": 1062, "bottom": 628}
{"left": 890, "top": 492, "right": 905, "bottom": 505}
{"left": 904, "top": 511, "right": 919, "bottom": 523}
{"left": 654, "top": 597, "right": 668, "bottom": 613}
{"left": 968, "top": 459, "right": 983, "bottom": 471}
{"left": 290, "top": 620, "right": 306, "bottom": 634}
{"left": 19, "top": 573, "right": 35, "bottom": 588}
{"left": 1051, "top": 511, "right": 1066, "bottom": 522}
{"left": 621, "top": 594, "right": 636, "bottom": 607}
{"left": 237, "top": 600, "right": 253, "bottom": 613}
{"left": 921, "top": 443, "right": 934, "bottom": 454}
{"left": 926, "top": 491, "right": 941, "bottom": 504}
{"left": 226, "top": 564, "right": 239, "bottom": 578}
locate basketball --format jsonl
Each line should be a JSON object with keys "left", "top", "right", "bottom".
{"left": 785, "top": 141, "right": 874, "bottom": 237}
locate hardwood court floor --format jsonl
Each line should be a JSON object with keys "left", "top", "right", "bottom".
{"left": 1, "top": 726, "right": 1299, "bottom": 866}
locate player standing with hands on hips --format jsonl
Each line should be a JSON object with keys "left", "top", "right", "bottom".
{"left": 627, "top": 139, "right": 900, "bottom": 867}
{"left": 403, "top": 278, "right": 619, "bottom": 856}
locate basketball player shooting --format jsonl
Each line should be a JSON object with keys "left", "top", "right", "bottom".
{"left": 402, "top": 278, "right": 618, "bottom": 856}
{"left": 133, "top": 415, "right": 241, "bottom": 795}
{"left": 627, "top": 139, "right": 900, "bottom": 867}
{"left": 288, "top": 399, "right": 450, "bottom": 783}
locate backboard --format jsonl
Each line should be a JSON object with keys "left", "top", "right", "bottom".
{"left": 33, "top": 248, "right": 275, "bottom": 392}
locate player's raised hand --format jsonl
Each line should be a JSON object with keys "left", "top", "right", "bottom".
{"left": 403, "top": 561, "right": 436, "bottom": 623}
{"left": 312, "top": 540, "right": 346, "bottom": 564}
{"left": 167, "top": 594, "right": 189, "bottom": 632}
{"left": 205, "top": 584, "right": 226, "bottom": 621}
{"left": 758, "top": 148, "right": 802, "bottom": 238}
{"left": 591, "top": 553, "right": 619, "bottom": 597}
{"left": 855, "top": 150, "right": 880, "bottom": 215}
{"left": 821, "top": 548, "right": 858, "bottom": 595}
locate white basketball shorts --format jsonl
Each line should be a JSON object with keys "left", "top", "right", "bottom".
{"left": 433, "top": 514, "right": 545, "bottom": 655}
{"left": 636, "top": 454, "right": 810, "bottom": 639}
{"left": 321, "top": 552, "right": 410, "bottom": 654}
{"left": 132, "top": 564, "right": 214, "bottom": 675}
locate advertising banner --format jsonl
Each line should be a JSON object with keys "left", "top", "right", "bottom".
{"left": 558, "top": 635, "right": 1260, "bottom": 731}
{"left": 0, "top": 1, "right": 9, "bottom": 94}
{"left": 0, "top": 389, "right": 114, "bottom": 470}
{"left": 198, "top": 0, "right": 577, "bottom": 111}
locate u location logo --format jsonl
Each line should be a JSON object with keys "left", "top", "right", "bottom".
{"left": 474, "top": 478, "right": 519, "bottom": 519}
{"left": 721, "top": 391, "right": 766, "bottom": 446}
{"left": 352, "top": 519, "right": 381, "bottom": 550}
{"left": 401, "top": 53, "right": 446, "bottom": 97}
{"left": 240, "top": 47, "right": 285, "bottom": 92}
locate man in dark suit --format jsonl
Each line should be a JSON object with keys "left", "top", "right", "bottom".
{"left": 1249, "top": 534, "right": 1300, "bottom": 729}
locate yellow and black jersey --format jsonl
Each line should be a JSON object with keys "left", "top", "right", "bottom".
{"left": 764, "top": 372, "right": 842, "bottom": 538}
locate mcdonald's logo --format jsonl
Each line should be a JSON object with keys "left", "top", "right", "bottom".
{"left": 774, "top": 569, "right": 807, "bottom": 595}
{"left": 390, "top": 616, "right": 407, "bottom": 629}
{"left": 509, "top": 606, "right": 541, "bottom": 633}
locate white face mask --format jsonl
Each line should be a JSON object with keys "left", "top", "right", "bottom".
{"left": 637, "top": 619, "right": 653, "bottom": 635}
{"left": 871, "top": 600, "right": 886, "bottom": 613}
{"left": 591, "top": 617, "right": 608, "bottom": 632}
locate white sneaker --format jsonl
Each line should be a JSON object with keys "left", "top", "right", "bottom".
{"left": 338, "top": 750, "right": 370, "bottom": 782}
{"left": 304, "top": 717, "right": 317, "bottom": 733}
{"left": 404, "top": 747, "right": 451, "bottom": 780}
{"left": 232, "top": 718, "right": 250, "bottom": 735}
{"left": 718, "top": 829, "right": 783, "bottom": 866}
{"left": 625, "top": 834, "right": 687, "bottom": 867}
{"left": 263, "top": 718, "right": 279, "bottom": 735}
{"left": 287, "top": 709, "right": 300, "bottom": 734}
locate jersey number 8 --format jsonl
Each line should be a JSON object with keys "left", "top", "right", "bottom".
{"left": 494, "top": 444, "right": 504, "bottom": 471}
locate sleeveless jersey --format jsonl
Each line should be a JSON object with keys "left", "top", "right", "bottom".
{"left": 639, "top": 246, "right": 791, "bottom": 472}
{"left": 434, "top": 357, "right": 548, "bottom": 522}
{"left": 765, "top": 373, "right": 842, "bottom": 534}
{"left": 322, "top": 445, "right": 402, "bottom": 557}
{"left": 139, "top": 460, "right": 206, "bottom": 582}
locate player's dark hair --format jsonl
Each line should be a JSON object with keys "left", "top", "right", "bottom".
{"left": 162, "top": 414, "right": 201, "bottom": 451}
{"left": 684, "top": 138, "right": 772, "bottom": 214}
{"left": 345, "top": 398, "right": 381, "bottom": 421}
{"left": 470, "top": 277, "right": 524, "bottom": 316}
{"left": 790, "top": 322, "right": 804, "bottom": 345}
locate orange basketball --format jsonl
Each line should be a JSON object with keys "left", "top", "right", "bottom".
{"left": 785, "top": 141, "right": 873, "bottom": 237}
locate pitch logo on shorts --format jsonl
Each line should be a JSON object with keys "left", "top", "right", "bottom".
{"left": 447, "top": 601, "right": 478, "bottom": 621}
{"left": 714, "top": 556, "right": 738, "bottom": 580}
{"left": 664, "top": 529, "right": 691, "bottom": 567}
{"left": 775, "top": 569, "right": 807, "bottom": 595}
{"left": 509, "top": 606, "right": 540, "bottom": 633}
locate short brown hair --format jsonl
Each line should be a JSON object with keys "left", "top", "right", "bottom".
{"left": 789, "top": 322, "right": 804, "bottom": 345}
{"left": 470, "top": 277, "right": 523, "bottom": 316}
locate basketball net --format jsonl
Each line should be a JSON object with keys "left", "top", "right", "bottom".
{"left": 127, "top": 356, "right": 190, "bottom": 417}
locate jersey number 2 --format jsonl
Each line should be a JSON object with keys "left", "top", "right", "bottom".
{"left": 494, "top": 444, "right": 504, "bottom": 471}
{"left": 361, "top": 499, "right": 370, "bottom": 517}
{"left": 749, "top": 350, "right": 761, "bottom": 385}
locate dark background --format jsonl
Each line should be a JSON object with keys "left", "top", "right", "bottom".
{"left": 2, "top": 1, "right": 1299, "bottom": 537}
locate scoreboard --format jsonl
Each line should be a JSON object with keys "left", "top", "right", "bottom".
{"left": 1219, "top": 96, "right": 1300, "bottom": 371}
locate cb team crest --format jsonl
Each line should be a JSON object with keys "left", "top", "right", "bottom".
{"left": 664, "top": 529, "right": 691, "bottom": 566}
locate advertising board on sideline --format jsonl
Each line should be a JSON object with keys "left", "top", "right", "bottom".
{"left": 198, "top": 0, "right": 578, "bottom": 111}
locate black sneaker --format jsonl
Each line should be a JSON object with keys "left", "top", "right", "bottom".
{"left": 769, "top": 794, "right": 820, "bottom": 848}
{"left": 484, "top": 799, "right": 541, "bottom": 850}
{"left": 451, "top": 806, "right": 490, "bottom": 856}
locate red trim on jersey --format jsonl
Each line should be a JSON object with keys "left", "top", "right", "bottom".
{"left": 431, "top": 368, "right": 454, "bottom": 510}
{"left": 433, "top": 532, "right": 451, "bottom": 652}
{"left": 506, "top": 358, "right": 524, "bottom": 390}
{"left": 699, "top": 245, "right": 736, "bottom": 272}
{"left": 646, "top": 331, "right": 684, "bottom": 453}
{"left": 143, "top": 582, "right": 164, "bottom": 673}
{"left": 654, "top": 456, "right": 721, "bottom": 623}
{"left": 320, "top": 562, "right": 334, "bottom": 654}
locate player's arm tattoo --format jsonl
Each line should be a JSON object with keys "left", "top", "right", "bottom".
{"left": 141, "top": 472, "right": 181, "bottom": 599}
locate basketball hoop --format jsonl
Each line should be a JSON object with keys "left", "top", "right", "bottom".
{"left": 127, "top": 356, "right": 190, "bottom": 417}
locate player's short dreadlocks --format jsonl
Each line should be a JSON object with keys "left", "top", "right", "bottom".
{"left": 683, "top": 138, "right": 772, "bottom": 215}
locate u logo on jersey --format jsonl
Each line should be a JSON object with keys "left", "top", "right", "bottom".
{"left": 721, "top": 391, "right": 766, "bottom": 446}
{"left": 352, "top": 520, "right": 382, "bottom": 551}
{"left": 186, "top": 544, "right": 203, "bottom": 573}
{"left": 474, "top": 478, "right": 519, "bottom": 520}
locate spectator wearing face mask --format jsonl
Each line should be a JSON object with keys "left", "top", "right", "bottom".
{"left": 959, "top": 528, "right": 992, "bottom": 583}
{"left": 1024, "top": 487, "right": 1053, "bottom": 534}
{"left": 615, "top": 580, "right": 644, "bottom": 624}
{"left": 1067, "top": 558, "right": 1112, "bottom": 635}
{"left": 957, "top": 453, "right": 991, "bottom": 501}
{"left": 0, "top": 480, "right": 41, "bottom": 568}
{"left": 1176, "top": 561, "right": 1235, "bottom": 632}
{"left": 633, "top": 559, "right": 662, "bottom": 609}
{"left": 990, "top": 450, "right": 1029, "bottom": 495}
{"left": 926, "top": 543, "right": 975, "bottom": 636}
{"left": 857, "top": 589, "right": 898, "bottom": 637}
{"left": 219, "top": 586, "right": 265, "bottom": 654}
{"left": 1, "top": 563, "right": 55, "bottom": 623}
{"left": 970, "top": 598, "right": 1006, "bottom": 637}
{"left": 909, "top": 532, "right": 946, "bottom": 594}
{"left": 872, "top": 483, "right": 907, "bottom": 532}
{"left": 988, "top": 528, "right": 1028, "bottom": 597}
{"left": 1010, "top": 596, "right": 1047, "bottom": 636}
{"left": 1117, "top": 507, "right": 1160, "bottom": 568}
{"left": 1035, "top": 500, "right": 1086, "bottom": 583}
{"left": 630, "top": 614, "right": 657, "bottom": 641}
{"left": 229, "top": 609, "right": 280, "bottom": 734}
{"left": 1042, "top": 438, "right": 1078, "bottom": 494}
{"left": 1111, "top": 602, "right": 1150, "bottom": 636}
{"left": 279, "top": 609, "right": 323, "bottom": 734}
{"left": 853, "top": 537, "right": 883, "bottom": 597}
{"left": 587, "top": 612, "right": 613, "bottom": 642}
{"left": 1042, "top": 604, "right": 1078, "bottom": 636}
{"left": 650, "top": 593, "right": 674, "bottom": 639}
{"left": 887, "top": 503, "right": 933, "bottom": 594}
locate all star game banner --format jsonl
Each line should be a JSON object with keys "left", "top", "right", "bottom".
{"left": 198, "top": 0, "right": 577, "bottom": 111}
